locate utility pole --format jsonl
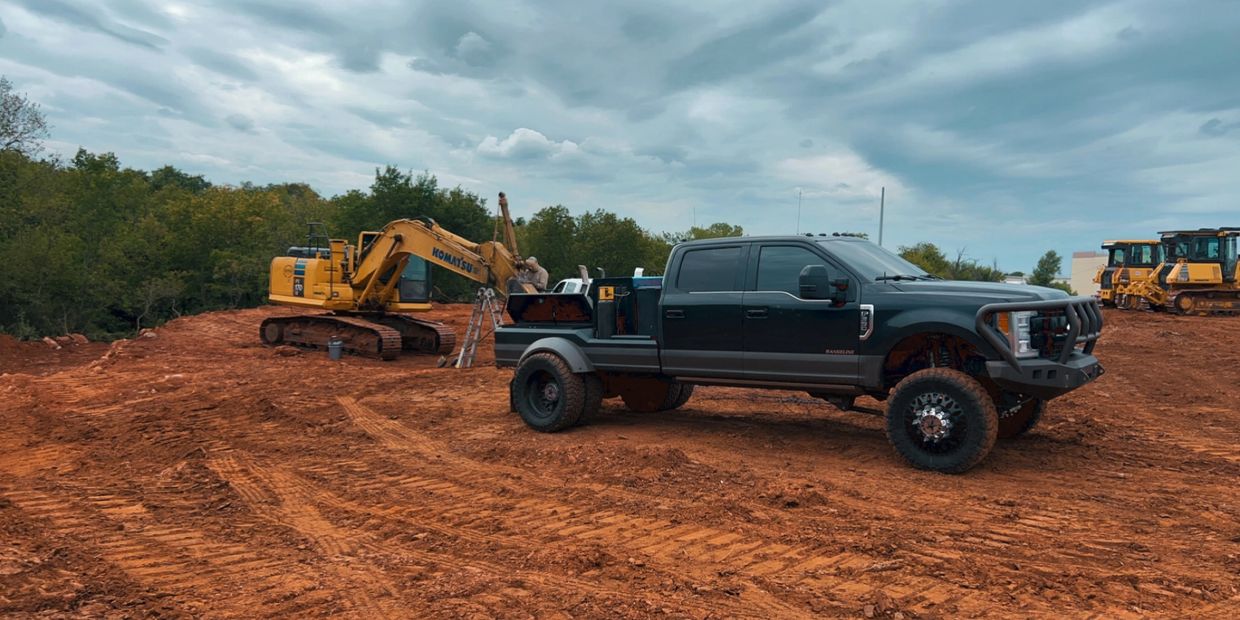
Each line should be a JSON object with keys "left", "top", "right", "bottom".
{"left": 878, "top": 186, "right": 885, "bottom": 247}
{"left": 796, "top": 189, "right": 803, "bottom": 235}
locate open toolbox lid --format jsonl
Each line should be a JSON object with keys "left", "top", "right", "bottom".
{"left": 506, "top": 293, "right": 593, "bottom": 324}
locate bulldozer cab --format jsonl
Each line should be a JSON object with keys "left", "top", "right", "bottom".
{"left": 1159, "top": 229, "right": 1240, "bottom": 284}
{"left": 1105, "top": 242, "right": 1160, "bottom": 267}
{"left": 1099, "top": 241, "right": 1161, "bottom": 295}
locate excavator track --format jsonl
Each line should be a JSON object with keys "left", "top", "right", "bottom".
{"left": 368, "top": 315, "right": 457, "bottom": 355}
{"left": 260, "top": 315, "right": 403, "bottom": 360}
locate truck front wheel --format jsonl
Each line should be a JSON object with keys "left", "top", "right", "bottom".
{"left": 885, "top": 369, "right": 998, "bottom": 473}
{"left": 513, "top": 353, "right": 587, "bottom": 432}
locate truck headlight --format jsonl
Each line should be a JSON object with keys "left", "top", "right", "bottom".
{"left": 996, "top": 311, "right": 1038, "bottom": 358}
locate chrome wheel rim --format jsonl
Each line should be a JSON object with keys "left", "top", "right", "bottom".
{"left": 906, "top": 391, "right": 966, "bottom": 453}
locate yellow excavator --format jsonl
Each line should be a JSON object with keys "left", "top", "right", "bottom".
{"left": 1115, "top": 227, "right": 1240, "bottom": 314}
{"left": 261, "top": 192, "right": 535, "bottom": 359}
{"left": 1093, "top": 240, "right": 1161, "bottom": 307}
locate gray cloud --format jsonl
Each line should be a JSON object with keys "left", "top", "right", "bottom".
{"left": 663, "top": 3, "right": 825, "bottom": 89}
{"left": 3, "top": 0, "right": 1239, "bottom": 270}
{"left": 12, "top": 0, "right": 166, "bottom": 49}
{"left": 181, "top": 47, "right": 259, "bottom": 82}
{"left": 225, "top": 113, "right": 255, "bottom": 133}
{"left": 1199, "top": 118, "right": 1240, "bottom": 137}
{"left": 233, "top": 1, "right": 341, "bottom": 36}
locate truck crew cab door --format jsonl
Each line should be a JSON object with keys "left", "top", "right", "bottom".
{"left": 659, "top": 243, "right": 748, "bottom": 378}
{"left": 742, "top": 243, "right": 860, "bottom": 385}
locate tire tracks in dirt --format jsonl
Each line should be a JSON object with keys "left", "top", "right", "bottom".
{"left": 0, "top": 479, "right": 336, "bottom": 617}
{"left": 207, "top": 450, "right": 775, "bottom": 619}
{"left": 336, "top": 395, "right": 1039, "bottom": 617}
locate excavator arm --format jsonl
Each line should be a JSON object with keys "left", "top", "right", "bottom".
{"left": 350, "top": 218, "right": 532, "bottom": 309}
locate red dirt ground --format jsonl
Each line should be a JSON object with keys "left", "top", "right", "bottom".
{"left": 0, "top": 305, "right": 1236, "bottom": 618}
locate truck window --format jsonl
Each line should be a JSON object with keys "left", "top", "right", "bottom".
{"left": 757, "top": 246, "right": 824, "bottom": 295}
{"left": 677, "top": 247, "right": 741, "bottom": 292}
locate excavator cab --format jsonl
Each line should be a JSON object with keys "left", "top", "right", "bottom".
{"left": 396, "top": 258, "right": 431, "bottom": 303}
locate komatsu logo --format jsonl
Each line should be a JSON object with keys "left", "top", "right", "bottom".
{"left": 431, "top": 246, "right": 474, "bottom": 273}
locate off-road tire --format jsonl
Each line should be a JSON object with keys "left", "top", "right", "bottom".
{"left": 885, "top": 368, "right": 998, "bottom": 474}
{"left": 667, "top": 384, "right": 695, "bottom": 410}
{"left": 998, "top": 399, "right": 1045, "bottom": 439}
{"left": 620, "top": 379, "right": 676, "bottom": 413}
{"left": 577, "top": 373, "right": 605, "bottom": 425}
{"left": 512, "top": 353, "right": 586, "bottom": 432}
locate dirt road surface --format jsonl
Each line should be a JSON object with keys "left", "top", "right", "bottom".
{"left": 1, "top": 306, "right": 1237, "bottom": 618}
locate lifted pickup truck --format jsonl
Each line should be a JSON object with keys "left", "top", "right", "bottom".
{"left": 495, "top": 235, "right": 1104, "bottom": 473}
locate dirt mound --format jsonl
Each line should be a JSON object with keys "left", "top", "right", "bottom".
{"left": 0, "top": 305, "right": 1237, "bottom": 617}
{"left": 0, "top": 332, "right": 110, "bottom": 376}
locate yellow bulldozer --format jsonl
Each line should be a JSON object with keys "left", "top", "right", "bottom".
{"left": 1093, "top": 240, "right": 1161, "bottom": 307}
{"left": 1114, "top": 227, "right": 1240, "bottom": 315}
{"left": 261, "top": 193, "right": 536, "bottom": 359}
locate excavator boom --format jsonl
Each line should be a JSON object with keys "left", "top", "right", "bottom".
{"left": 350, "top": 218, "right": 528, "bottom": 308}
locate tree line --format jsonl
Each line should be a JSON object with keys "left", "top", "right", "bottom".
{"left": 0, "top": 147, "right": 741, "bottom": 339}
{"left": 0, "top": 75, "right": 1070, "bottom": 340}
{"left": 0, "top": 147, "right": 1069, "bottom": 341}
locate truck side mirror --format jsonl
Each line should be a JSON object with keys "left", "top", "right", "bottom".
{"left": 799, "top": 265, "right": 833, "bottom": 299}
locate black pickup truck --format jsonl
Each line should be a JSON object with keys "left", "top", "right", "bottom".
{"left": 495, "top": 235, "right": 1104, "bottom": 473}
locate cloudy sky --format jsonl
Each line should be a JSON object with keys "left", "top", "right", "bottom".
{"left": 2, "top": 0, "right": 1238, "bottom": 271}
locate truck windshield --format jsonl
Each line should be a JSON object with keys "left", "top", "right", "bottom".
{"left": 817, "top": 239, "right": 931, "bottom": 281}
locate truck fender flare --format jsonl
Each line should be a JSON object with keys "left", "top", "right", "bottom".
{"left": 875, "top": 312, "right": 1000, "bottom": 360}
{"left": 519, "top": 337, "right": 595, "bottom": 373}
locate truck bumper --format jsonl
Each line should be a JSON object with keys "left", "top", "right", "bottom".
{"left": 985, "top": 354, "right": 1104, "bottom": 400}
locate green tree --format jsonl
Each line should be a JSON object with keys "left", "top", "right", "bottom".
{"left": 682, "top": 222, "right": 744, "bottom": 241}
{"left": 0, "top": 76, "right": 49, "bottom": 156}
{"left": 1029, "top": 251, "right": 1063, "bottom": 287}
{"left": 898, "top": 242, "right": 952, "bottom": 278}
{"left": 574, "top": 210, "right": 653, "bottom": 279}
{"left": 898, "top": 242, "right": 1003, "bottom": 282}
{"left": 519, "top": 205, "right": 578, "bottom": 280}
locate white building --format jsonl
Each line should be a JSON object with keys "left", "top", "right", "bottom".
{"left": 1070, "top": 251, "right": 1107, "bottom": 296}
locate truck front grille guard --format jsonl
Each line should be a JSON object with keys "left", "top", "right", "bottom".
{"left": 975, "top": 297, "right": 1103, "bottom": 369}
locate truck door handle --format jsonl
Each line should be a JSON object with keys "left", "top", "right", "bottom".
{"left": 746, "top": 308, "right": 768, "bottom": 318}
{"left": 665, "top": 309, "right": 685, "bottom": 319}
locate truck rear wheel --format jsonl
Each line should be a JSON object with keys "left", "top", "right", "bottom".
{"left": 620, "top": 380, "right": 673, "bottom": 412}
{"left": 618, "top": 378, "right": 687, "bottom": 413}
{"left": 998, "top": 399, "right": 1044, "bottom": 439}
{"left": 668, "top": 384, "right": 694, "bottom": 410}
{"left": 577, "top": 373, "right": 604, "bottom": 425}
{"left": 885, "top": 369, "right": 998, "bottom": 473}
{"left": 512, "top": 353, "right": 586, "bottom": 432}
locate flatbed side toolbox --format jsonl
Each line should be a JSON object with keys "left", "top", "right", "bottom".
{"left": 506, "top": 293, "right": 593, "bottom": 324}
